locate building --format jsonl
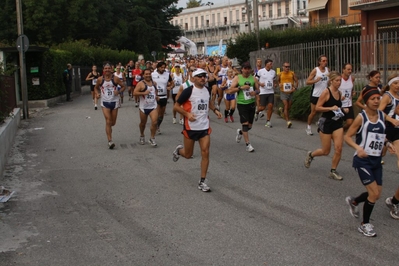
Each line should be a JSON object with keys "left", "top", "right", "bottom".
{"left": 171, "top": 0, "right": 309, "bottom": 54}
{"left": 307, "top": 0, "right": 361, "bottom": 26}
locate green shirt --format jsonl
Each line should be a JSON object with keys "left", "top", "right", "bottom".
{"left": 237, "top": 74, "right": 256, "bottom": 105}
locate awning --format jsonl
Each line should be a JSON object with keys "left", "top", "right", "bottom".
{"left": 307, "top": 0, "right": 328, "bottom": 12}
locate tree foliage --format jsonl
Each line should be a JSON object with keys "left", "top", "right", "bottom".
{"left": 186, "top": 0, "right": 202, "bottom": 8}
{"left": 0, "top": 0, "right": 183, "bottom": 54}
{"left": 227, "top": 24, "right": 360, "bottom": 63}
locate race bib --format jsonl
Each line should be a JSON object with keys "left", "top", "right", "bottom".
{"left": 175, "top": 80, "right": 181, "bottom": 86}
{"left": 243, "top": 87, "right": 255, "bottom": 100}
{"left": 157, "top": 85, "right": 165, "bottom": 94}
{"left": 332, "top": 108, "right": 344, "bottom": 121}
{"left": 364, "top": 132, "right": 386, "bottom": 156}
{"left": 135, "top": 75, "right": 141, "bottom": 82}
{"left": 146, "top": 93, "right": 156, "bottom": 103}
{"left": 266, "top": 81, "right": 273, "bottom": 89}
{"left": 92, "top": 78, "right": 97, "bottom": 85}
{"left": 129, "top": 72, "right": 132, "bottom": 78}
{"left": 283, "top": 83, "right": 292, "bottom": 92}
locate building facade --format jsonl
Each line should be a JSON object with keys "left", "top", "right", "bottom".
{"left": 307, "top": 0, "right": 361, "bottom": 26}
{"left": 171, "top": 0, "right": 309, "bottom": 54}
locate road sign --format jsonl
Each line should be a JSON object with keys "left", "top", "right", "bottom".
{"left": 16, "top": 34, "right": 29, "bottom": 53}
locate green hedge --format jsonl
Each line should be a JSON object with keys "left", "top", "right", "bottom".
{"left": 290, "top": 86, "right": 312, "bottom": 121}
{"left": 227, "top": 24, "right": 360, "bottom": 63}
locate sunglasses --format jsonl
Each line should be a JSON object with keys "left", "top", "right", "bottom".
{"left": 284, "top": 66, "right": 290, "bottom": 68}
{"left": 196, "top": 74, "right": 207, "bottom": 78}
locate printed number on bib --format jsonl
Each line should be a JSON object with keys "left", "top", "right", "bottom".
{"left": 283, "top": 83, "right": 292, "bottom": 92}
{"left": 266, "top": 81, "right": 273, "bottom": 89}
{"left": 198, "top": 103, "right": 208, "bottom": 110}
{"left": 157, "top": 86, "right": 165, "bottom": 94}
{"left": 129, "top": 72, "right": 132, "bottom": 78}
{"left": 244, "top": 87, "right": 255, "bottom": 100}
{"left": 135, "top": 76, "right": 141, "bottom": 82}
{"left": 92, "top": 79, "right": 97, "bottom": 85}
{"left": 364, "top": 132, "right": 385, "bottom": 156}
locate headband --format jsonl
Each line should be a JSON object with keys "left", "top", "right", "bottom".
{"left": 388, "top": 77, "right": 399, "bottom": 86}
{"left": 362, "top": 87, "right": 380, "bottom": 103}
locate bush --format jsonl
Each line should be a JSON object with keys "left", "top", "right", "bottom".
{"left": 290, "top": 86, "right": 312, "bottom": 121}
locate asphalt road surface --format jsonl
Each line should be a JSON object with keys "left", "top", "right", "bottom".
{"left": 1, "top": 92, "right": 399, "bottom": 265}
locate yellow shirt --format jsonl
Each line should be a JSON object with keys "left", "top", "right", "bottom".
{"left": 279, "top": 71, "right": 295, "bottom": 93}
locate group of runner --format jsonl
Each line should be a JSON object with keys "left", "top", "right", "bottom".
{"left": 90, "top": 55, "right": 399, "bottom": 237}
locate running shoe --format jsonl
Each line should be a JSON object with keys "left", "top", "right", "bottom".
{"left": 198, "top": 181, "right": 211, "bottom": 192}
{"left": 306, "top": 127, "right": 313, "bottom": 136}
{"left": 108, "top": 141, "right": 115, "bottom": 149}
{"left": 329, "top": 171, "right": 343, "bottom": 181}
{"left": 304, "top": 151, "right": 313, "bottom": 168}
{"left": 265, "top": 121, "right": 272, "bottom": 128}
{"left": 254, "top": 113, "right": 258, "bottom": 121}
{"left": 246, "top": 143, "right": 255, "bottom": 152}
{"left": 259, "top": 112, "right": 265, "bottom": 119}
{"left": 230, "top": 115, "right": 234, "bottom": 122}
{"left": 385, "top": 197, "right": 399, "bottom": 220}
{"left": 345, "top": 196, "right": 359, "bottom": 218}
{"left": 157, "top": 128, "right": 161, "bottom": 135}
{"left": 173, "top": 118, "right": 177, "bottom": 124}
{"left": 94, "top": 104, "right": 97, "bottom": 110}
{"left": 148, "top": 138, "right": 157, "bottom": 147}
{"left": 139, "top": 136, "right": 145, "bottom": 145}
{"left": 358, "top": 223, "right": 376, "bottom": 237}
{"left": 135, "top": 102, "right": 138, "bottom": 107}
{"left": 224, "top": 117, "right": 228, "bottom": 123}
{"left": 179, "top": 119, "right": 184, "bottom": 125}
{"left": 173, "top": 144, "right": 183, "bottom": 162}
{"left": 236, "top": 129, "right": 242, "bottom": 143}
{"left": 287, "top": 121, "right": 292, "bottom": 128}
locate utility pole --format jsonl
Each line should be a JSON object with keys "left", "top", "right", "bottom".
{"left": 245, "top": 0, "right": 252, "bottom": 33}
{"left": 16, "top": 0, "right": 29, "bottom": 119}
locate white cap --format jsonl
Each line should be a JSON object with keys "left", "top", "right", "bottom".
{"left": 174, "top": 64, "right": 180, "bottom": 67}
{"left": 192, "top": 68, "right": 207, "bottom": 77}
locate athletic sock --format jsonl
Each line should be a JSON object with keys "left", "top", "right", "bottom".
{"left": 363, "top": 199, "right": 375, "bottom": 224}
{"left": 200, "top": 177, "right": 205, "bottom": 183}
{"left": 392, "top": 196, "right": 399, "bottom": 205}
{"left": 354, "top": 192, "right": 368, "bottom": 205}
{"left": 224, "top": 110, "right": 229, "bottom": 118}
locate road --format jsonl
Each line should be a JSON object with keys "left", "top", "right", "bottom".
{"left": 1, "top": 92, "right": 398, "bottom": 265}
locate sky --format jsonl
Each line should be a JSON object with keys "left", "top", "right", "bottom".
{"left": 177, "top": 0, "right": 226, "bottom": 8}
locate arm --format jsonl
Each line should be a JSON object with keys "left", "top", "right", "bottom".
{"left": 133, "top": 82, "right": 149, "bottom": 96}
{"left": 167, "top": 74, "right": 175, "bottom": 91}
{"left": 344, "top": 114, "right": 368, "bottom": 158}
{"left": 85, "top": 72, "right": 93, "bottom": 81}
{"left": 293, "top": 72, "right": 299, "bottom": 89}
{"left": 225, "top": 76, "right": 239, "bottom": 94}
{"left": 378, "top": 94, "right": 391, "bottom": 112}
{"left": 94, "top": 77, "right": 102, "bottom": 98}
{"left": 114, "top": 77, "right": 125, "bottom": 94}
{"left": 306, "top": 69, "right": 320, "bottom": 85}
{"left": 355, "top": 89, "right": 365, "bottom": 110}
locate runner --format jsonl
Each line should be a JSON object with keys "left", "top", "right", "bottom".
{"left": 355, "top": 70, "right": 382, "bottom": 110}
{"left": 151, "top": 61, "right": 174, "bottom": 134}
{"left": 305, "top": 55, "right": 329, "bottom": 135}
{"left": 171, "top": 64, "right": 184, "bottom": 124}
{"left": 220, "top": 69, "right": 236, "bottom": 123}
{"left": 379, "top": 74, "right": 399, "bottom": 220}
{"left": 226, "top": 61, "right": 259, "bottom": 152}
{"left": 85, "top": 65, "right": 100, "bottom": 110}
{"left": 254, "top": 59, "right": 276, "bottom": 127}
{"left": 114, "top": 66, "right": 125, "bottom": 104}
{"left": 133, "top": 69, "right": 159, "bottom": 147}
{"left": 213, "top": 56, "right": 229, "bottom": 109}
{"left": 125, "top": 60, "right": 134, "bottom": 100}
{"left": 339, "top": 63, "right": 356, "bottom": 130}
{"left": 172, "top": 68, "right": 222, "bottom": 192}
{"left": 132, "top": 62, "right": 142, "bottom": 107}
{"left": 304, "top": 71, "right": 346, "bottom": 180}
{"left": 94, "top": 62, "right": 125, "bottom": 149}
{"left": 344, "top": 86, "right": 398, "bottom": 237}
{"left": 277, "top": 61, "right": 298, "bottom": 128}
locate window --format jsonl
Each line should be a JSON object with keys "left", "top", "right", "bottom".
{"left": 341, "top": 0, "right": 348, "bottom": 16}
{"left": 278, "top": 3, "right": 281, "bottom": 17}
{"left": 190, "top": 17, "right": 193, "bottom": 29}
{"left": 269, "top": 4, "right": 273, "bottom": 18}
{"left": 212, "top": 14, "right": 215, "bottom": 25}
{"left": 195, "top": 17, "right": 198, "bottom": 28}
{"left": 217, "top": 13, "right": 220, "bottom": 24}
{"left": 224, "top": 17, "right": 227, "bottom": 25}
{"left": 285, "top": 1, "right": 290, "bottom": 16}
{"left": 201, "top": 16, "right": 204, "bottom": 26}
{"left": 185, "top": 23, "right": 188, "bottom": 30}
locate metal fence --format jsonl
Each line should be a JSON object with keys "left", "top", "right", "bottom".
{"left": 249, "top": 32, "right": 399, "bottom": 93}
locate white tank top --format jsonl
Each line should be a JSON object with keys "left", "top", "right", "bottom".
{"left": 100, "top": 78, "right": 119, "bottom": 102}
{"left": 114, "top": 72, "right": 123, "bottom": 90}
{"left": 312, "top": 67, "right": 329, "bottom": 97}
{"left": 139, "top": 82, "right": 157, "bottom": 110}
{"left": 172, "top": 73, "right": 183, "bottom": 94}
{"left": 339, "top": 75, "right": 353, "bottom": 107}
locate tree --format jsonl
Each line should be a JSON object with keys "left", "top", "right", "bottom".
{"left": 186, "top": 0, "right": 202, "bottom": 8}
{"left": 0, "top": 0, "right": 183, "bottom": 55}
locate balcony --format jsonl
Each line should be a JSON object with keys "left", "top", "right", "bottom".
{"left": 311, "top": 13, "right": 361, "bottom": 26}
{"left": 349, "top": 0, "right": 399, "bottom": 10}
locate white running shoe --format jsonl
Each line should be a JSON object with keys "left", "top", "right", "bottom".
{"left": 306, "top": 127, "right": 313, "bottom": 136}
{"left": 198, "top": 181, "right": 211, "bottom": 192}
{"left": 246, "top": 143, "right": 255, "bottom": 152}
{"left": 139, "top": 136, "right": 145, "bottom": 145}
{"left": 173, "top": 118, "right": 177, "bottom": 124}
{"left": 236, "top": 129, "right": 242, "bottom": 143}
{"left": 173, "top": 144, "right": 183, "bottom": 162}
{"left": 358, "top": 223, "right": 376, "bottom": 237}
{"left": 148, "top": 138, "right": 157, "bottom": 147}
{"left": 108, "top": 141, "right": 115, "bottom": 149}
